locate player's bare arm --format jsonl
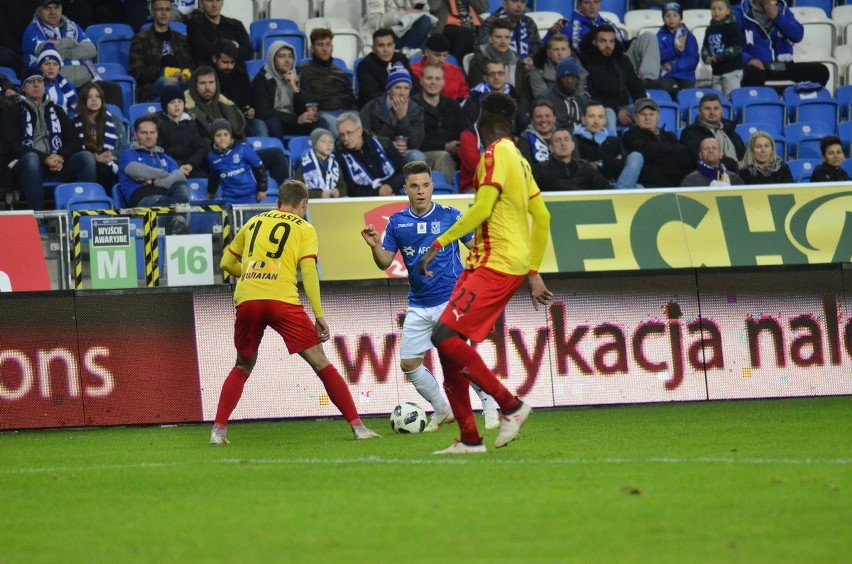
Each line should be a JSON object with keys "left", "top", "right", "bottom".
{"left": 527, "top": 272, "right": 553, "bottom": 310}
{"left": 361, "top": 224, "right": 395, "bottom": 270}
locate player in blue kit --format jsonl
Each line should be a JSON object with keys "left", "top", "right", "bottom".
{"left": 361, "top": 161, "right": 499, "bottom": 432}
{"left": 206, "top": 118, "right": 268, "bottom": 204}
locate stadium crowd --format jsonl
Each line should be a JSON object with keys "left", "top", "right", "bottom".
{"left": 0, "top": 0, "right": 849, "bottom": 213}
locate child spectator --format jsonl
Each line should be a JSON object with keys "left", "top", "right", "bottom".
{"left": 75, "top": 82, "right": 127, "bottom": 190}
{"left": 38, "top": 44, "right": 77, "bottom": 117}
{"left": 206, "top": 118, "right": 268, "bottom": 204}
{"left": 702, "top": 0, "right": 743, "bottom": 96}
{"left": 657, "top": 3, "right": 698, "bottom": 98}
{"left": 294, "top": 128, "right": 346, "bottom": 198}
{"left": 157, "top": 85, "right": 208, "bottom": 179}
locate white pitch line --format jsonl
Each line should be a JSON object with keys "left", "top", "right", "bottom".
{"left": 0, "top": 456, "right": 850, "bottom": 475}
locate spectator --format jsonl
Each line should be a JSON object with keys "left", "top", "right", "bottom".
{"left": 412, "top": 63, "right": 465, "bottom": 179}
{"left": 573, "top": 100, "right": 643, "bottom": 189}
{"left": 0, "top": 66, "right": 96, "bottom": 210}
{"left": 156, "top": 84, "right": 208, "bottom": 179}
{"left": 360, "top": 64, "right": 427, "bottom": 164}
{"left": 212, "top": 40, "right": 264, "bottom": 137}
{"left": 298, "top": 28, "right": 358, "bottom": 134}
{"left": 811, "top": 136, "right": 851, "bottom": 183}
{"left": 681, "top": 137, "right": 744, "bottom": 186}
{"left": 468, "top": 19, "right": 525, "bottom": 89}
{"left": 702, "top": 0, "right": 743, "bottom": 96}
{"left": 75, "top": 82, "right": 128, "bottom": 189}
{"left": 477, "top": 0, "right": 541, "bottom": 74}
{"left": 657, "top": 3, "right": 698, "bottom": 98}
{"left": 622, "top": 97, "right": 692, "bottom": 188}
{"left": 532, "top": 128, "right": 609, "bottom": 191}
{"left": 294, "top": 128, "right": 347, "bottom": 198}
{"left": 22, "top": 0, "right": 124, "bottom": 106}
{"left": 680, "top": 93, "right": 745, "bottom": 172}
{"left": 529, "top": 33, "right": 585, "bottom": 99}
{"left": 186, "top": 0, "right": 252, "bottom": 72}
{"left": 206, "top": 118, "right": 268, "bottom": 204}
{"left": 431, "top": 0, "right": 488, "bottom": 62}
{"left": 334, "top": 111, "right": 406, "bottom": 197}
{"left": 556, "top": 0, "right": 661, "bottom": 85}
{"left": 518, "top": 100, "right": 557, "bottom": 165}
{"left": 357, "top": 28, "right": 416, "bottom": 108}
{"left": 739, "top": 131, "right": 793, "bottom": 185}
{"left": 536, "top": 57, "right": 586, "bottom": 130}
{"left": 578, "top": 25, "right": 646, "bottom": 132}
{"left": 117, "top": 114, "right": 189, "bottom": 215}
{"left": 457, "top": 123, "right": 482, "bottom": 192}
{"left": 186, "top": 65, "right": 289, "bottom": 186}
{"left": 252, "top": 41, "right": 318, "bottom": 139}
{"left": 129, "top": 0, "right": 193, "bottom": 101}
{"left": 38, "top": 44, "right": 77, "bottom": 117}
{"left": 361, "top": 0, "right": 436, "bottom": 55}
{"left": 462, "top": 59, "right": 524, "bottom": 131}
{"left": 734, "top": 0, "right": 829, "bottom": 88}
{"left": 409, "top": 33, "right": 468, "bottom": 101}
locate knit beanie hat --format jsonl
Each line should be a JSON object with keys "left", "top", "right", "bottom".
{"left": 37, "top": 44, "right": 62, "bottom": 67}
{"left": 663, "top": 2, "right": 682, "bottom": 17}
{"left": 556, "top": 57, "right": 581, "bottom": 79}
{"left": 385, "top": 63, "right": 412, "bottom": 91}
{"left": 210, "top": 118, "right": 233, "bottom": 136}
{"left": 310, "top": 128, "right": 334, "bottom": 147}
{"left": 160, "top": 84, "right": 186, "bottom": 111}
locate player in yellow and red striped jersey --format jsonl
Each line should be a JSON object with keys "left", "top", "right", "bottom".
{"left": 210, "top": 179, "right": 381, "bottom": 445}
{"left": 419, "top": 92, "right": 553, "bottom": 454}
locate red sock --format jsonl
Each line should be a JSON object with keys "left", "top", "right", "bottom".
{"left": 436, "top": 336, "right": 520, "bottom": 412}
{"left": 317, "top": 364, "right": 360, "bottom": 424}
{"left": 438, "top": 351, "right": 480, "bottom": 445}
{"left": 214, "top": 366, "right": 250, "bottom": 426}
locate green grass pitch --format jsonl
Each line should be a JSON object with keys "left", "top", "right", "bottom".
{"left": 1, "top": 396, "right": 850, "bottom": 562}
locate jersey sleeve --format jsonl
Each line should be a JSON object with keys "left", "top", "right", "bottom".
{"left": 299, "top": 223, "right": 319, "bottom": 262}
{"left": 244, "top": 144, "right": 263, "bottom": 168}
{"left": 381, "top": 217, "right": 399, "bottom": 254}
{"left": 453, "top": 208, "right": 474, "bottom": 245}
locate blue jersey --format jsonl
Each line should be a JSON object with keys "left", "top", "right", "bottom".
{"left": 382, "top": 203, "right": 472, "bottom": 308}
{"left": 208, "top": 143, "right": 263, "bottom": 204}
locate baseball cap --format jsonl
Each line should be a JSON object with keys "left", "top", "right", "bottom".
{"left": 634, "top": 97, "right": 659, "bottom": 113}
{"left": 39, "top": 0, "right": 61, "bottom": 7}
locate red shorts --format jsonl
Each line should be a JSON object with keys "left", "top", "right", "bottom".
{"left": 438, "top": 268, "right": 526, "bottom": 343}
{"left": 234, "top": 300, "right": 320, "bottom": 357}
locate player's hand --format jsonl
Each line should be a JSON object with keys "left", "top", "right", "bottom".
{"left": 361, "top": 224, "right": 381, "bottom": 248}
{"left": 315, "top": 317, "right": 330, "bottom": 342}
{"left": 418, "top": 246, "right": 440, "bottom": 277}
{"left": 527, "top": 273, "right": 552, "bottom": 311}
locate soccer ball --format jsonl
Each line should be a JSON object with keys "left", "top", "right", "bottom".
{"left": 389, "top": 402, "right": 427, "bottom": 434}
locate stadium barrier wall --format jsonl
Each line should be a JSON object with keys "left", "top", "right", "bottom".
{"left": 1, "top": 266, "right": 851, "bottom": 430}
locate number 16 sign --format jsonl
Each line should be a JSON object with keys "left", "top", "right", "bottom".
{"left": 166, "top": 234, "right": 215, "bottom": 286}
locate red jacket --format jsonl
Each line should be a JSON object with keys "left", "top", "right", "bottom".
{"left": 410, "top": 59, "right": 469, "bottom": 101}
{"left": 458, "top": 128, "right": 482, "bottom": 192}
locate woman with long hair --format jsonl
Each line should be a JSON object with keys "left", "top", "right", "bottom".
{"left": 74, "top": 82, "right": 128, "bottom": 190}
{"left": 740, "top": 131, "right": 793, "bottom": 185}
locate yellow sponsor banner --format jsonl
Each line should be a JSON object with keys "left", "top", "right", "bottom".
{"left": 307, "top": 184, "right": 852, "bottom": 280}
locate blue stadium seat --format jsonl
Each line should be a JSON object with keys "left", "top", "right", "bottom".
{"left": 287, "top": 135, "right": 312, "bottom": 175}
{"left": 842, "top": 158, "right": 852, "bottom": 178}
{"left": 112, "top": 183, "right": 129, "bottom": 208}
{"left": 658, "top": 100, "right": 680, "bottom": 132}
{"left": 783, "top": 85, "right": 833, "bottom": 120}
{"left": 785, "top": 121, "right": 835, "bottom": 158}
{"left": 645, "top": 88, "right": 674, "bottom": 105}
{"left": 787, "top": 159, "right": 822, "bottom": 182}
{"left": 250, "top": 18, "right": 300, "bottom": 53}
{"left": 796, "top": 138, "right": 823, "bottom": 159}
{"left": 247, "top": 59, "right": 265, "bottom": 82}
{"left": 835, "top": 85, "right": 852, "bottom": 120}
{"left": 729, "top": 86, "right": 779, "bottom": 121}
{"left": 741, "top": 100, "right": 787, "bottom": 127}
{"left": 128, "top": 102, "right": 161, "bottom": 125}
{"left": 431, "top": 171, "right": 458, "bottom": 194}
{"left": 54, "top": 182, "right": 111, "bottom": 210}
{"left": 794, "top": 100, "right": 839, "bottom": 127}
{"left": 736, "top": 122, "right": 780, "bottom": 142}
{"left": 0, "top": 66, "right": 20, "bottom": 85}
{"left": 839, "top": 121, "right": 852, "bottom": 153}
{"left": 676, "top": 87, "right": 725, "bottom": 121}
{"left": 187, "top": 179, "right": 225, "bottom": 234}
{"left": 97, "top": 37, "right": 132, "bottom": 68}
{"left": 94, "top": 62, "right": 128, "bottom": 76}
{"left": 86, "top": 23, "right": 134, "bottom": 44}
{"left": 140, "top": 21, "right": 187, "bottom": 35}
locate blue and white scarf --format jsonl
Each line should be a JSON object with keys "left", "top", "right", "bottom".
{"left": 300, "top": 149, "right": 340, "bottom": 191}
{"left": 525, "top": 130, "right": 549, "bottom": 163}
{"left": 697, "top": 160, "right": 731, "bottom": 185}
{"left": 45, "top": 75, "right": 78, "bottom": 117}
{"left": 493, "top": 8, "right": 530, "bottom": 58}
{"left": 466, "top": 81, "right": 512, "bottom": 108}
{"left": 21, "top": 102, "right": 63, "bottom": 154}
{"left": 32, "top": 15, "right": 101, "bottom": 81}
{"left": 74, "top": 112, "right": 118, "bottom": 152}
{"left": 340, "top": 137, "right": 395, "bottom": 189}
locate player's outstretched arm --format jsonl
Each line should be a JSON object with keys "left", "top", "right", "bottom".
{"left": 220, "top": 248, "right": 242, "bottom": 278}
{"left": 360, "top": 224, "right": 395, "bottom": 270}
{"left": 433, "top": 185, "right": 499, "bottom": 248}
